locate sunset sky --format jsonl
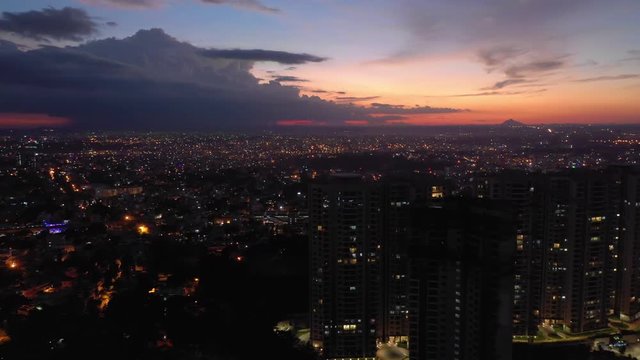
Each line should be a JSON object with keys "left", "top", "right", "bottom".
{"left": 1, "top": 0, "right": 639, "bottom": 128}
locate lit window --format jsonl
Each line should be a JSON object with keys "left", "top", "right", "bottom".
{"left": 431, "top": 186, "right": 444, "bottom": 198}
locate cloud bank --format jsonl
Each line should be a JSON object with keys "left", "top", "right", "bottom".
{"left": 200, "top": 48, "right": 327, "bottom": 64}
{"left": 0, "top": 28, "right": 464, "bottom": 129}
{"left": 80, "top": 0, "right": 279, "bottom": 12}
{"left": 0, "top": 7, "right": 98, "bottom": 41}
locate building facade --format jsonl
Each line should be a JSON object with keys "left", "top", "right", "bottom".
{"left": 408, "top": 201, "right": 514, "bottom": 360}
{"left": 476, "top": 167, "right": 640, "bottom": 334}
{"left": 309, "top": 174, "right": 384, "bottom": 359}
{"left": 309, "top": 174, "right": 450, "bottom": 359}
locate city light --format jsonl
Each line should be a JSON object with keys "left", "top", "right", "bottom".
{"left": 137, "top": 224, "right": 150, "bottom": 235}
{"left": 2, "top": 3, "right": 640, "bottom": 354}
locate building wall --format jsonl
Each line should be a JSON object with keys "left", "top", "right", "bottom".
{"left": 476, "top": 167, "right": 639, "bottom": 334}
{"left": 408, "top": 201, "right": 514, "bottom": 360}
{"left": 309, "top": 176, "right": 383, "bottom": 359}
{"left": 309, "top": 175, "right": 450, "bottom": 359}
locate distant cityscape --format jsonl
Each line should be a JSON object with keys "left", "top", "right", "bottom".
{"left": 2, "top": 0, "right": 639, "bottom": 358}
{"left": 1, "top": 124, "right": 640, "bottom": 359}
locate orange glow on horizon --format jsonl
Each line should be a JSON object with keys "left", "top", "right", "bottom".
{"left": 0, "top": 113, "right": 71, "bottom": 128}
{"left": 345, "top": 120, "right": 369, "bottom": 126}
{"left": 277, "top": 119, "right": 322, "bottom": 126}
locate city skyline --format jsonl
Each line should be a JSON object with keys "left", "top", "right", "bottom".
{"left": 1, "top": 0, "right": 640, "bottom": 129}
{"left": 4, "top": 3, "right": 640, "bottom": 359}
{"left": 3, "top": 127, "right": 640, "bottom": 359}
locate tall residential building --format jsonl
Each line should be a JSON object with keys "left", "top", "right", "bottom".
{"left": 615, "top": 168, "right": 640, "bottom": 321}
{"left": 309, "top": 174, "right": 384, "bottom": 359}
{"left": 381, "top": 178, "right": 448, "bottom": 345}
{"left": 476, "top": 167, "right": 640, "bottom": 334}
{"left": 475, "top": 171, "right": 544, "bottom": 336}
{"left": 408, "top": 200, "right": 514, "bottom": 360}
{"left": 309, "top": 174, "right": 449, "bottom": 359}
{"left": 16, "top": 140, "right": 40, "bottom": 169}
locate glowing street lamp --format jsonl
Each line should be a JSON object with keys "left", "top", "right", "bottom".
{"left": 6, "top": 259, "right": 18, "bottom": 270}
{"left": 137, "top": 224, "right": 150, "bottom": 235}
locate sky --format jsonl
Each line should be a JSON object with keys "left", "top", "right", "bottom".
{"left": 0, "top": 0, "right": 639, "bottom": 129}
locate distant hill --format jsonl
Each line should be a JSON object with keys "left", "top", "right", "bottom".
{"left": 501, "top": 119, "right": 527, "bottom": 127}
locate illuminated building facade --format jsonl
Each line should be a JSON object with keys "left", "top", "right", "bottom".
{"left": 476, "top": 167, "right": 640, "bottom": 334}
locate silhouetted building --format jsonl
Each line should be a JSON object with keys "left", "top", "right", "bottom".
{"left": 309, "top": 174, "right": 449, "bottom": 359}
{"left": 614, "top": 168, "right": 640, "bottom": 322}
{"left": 17, "top": 140, "right": 40, "bottom": 169}
{"left": 309, "top": 174, "right": 384, "bottom": 359}
{"left": 475, "top": 172, "right": 544, "bottom": 336}
{"left": 408, "top": 200, "right": 514, "bottom": 360}
{"left": 381, "top": 178, "right": 449, "bottom": 346}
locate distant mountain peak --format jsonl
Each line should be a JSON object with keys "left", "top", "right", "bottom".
{"left": 501, "top": 119, "right": 526, "bottom": 127}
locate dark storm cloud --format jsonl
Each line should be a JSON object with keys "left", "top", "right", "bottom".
{"left": 0, "top": 28, "right": 466, "bottom": 129}
{"left": 201, "top": 48, "right": 327, "bottom": 64}
{"left": 0, "top": 7, "right": 98, "bottom": 41}
{"left": 0, "top": 39, "right": 20, "bottom": 52}
{"left": 370, "top": 103, "right": 465, "bottom": 114}
{"left": 0, "top": 48, "right": 126, "bottom": 88}
{"left": 572, "top": 74, "right": 640, "bottom": 83}
{"left": 272, "top": 75, "right": 308, "bottom": 82}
